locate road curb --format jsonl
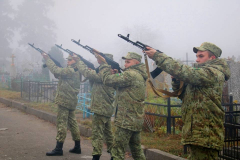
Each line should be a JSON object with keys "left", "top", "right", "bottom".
{"left": 0, "top": 97, "right": 185, "bottom": 160}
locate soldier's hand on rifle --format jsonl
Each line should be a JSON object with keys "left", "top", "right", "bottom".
{"left": 96, "top": 54, "right": 107, "bottom": 65}
{"left": 41, "top": 53, "right": 49, "bottom": 60}
{"left": 144, "top": 47, "right": 157, "bottom": 59}
{"left": 111, "top": 69, "right": 118, "bottom": 74}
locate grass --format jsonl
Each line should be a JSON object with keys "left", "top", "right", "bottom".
{"left": 28, "top": 102, "right": 58, "bottom": 115}
{"left": 0, "top": 89, "right": 21, "bottom": 99}
{"left": 78, "top": 119, "right": 92, "bottom": 129}
{"left": 141, "top": 131, "right": 188, "bottom": 158}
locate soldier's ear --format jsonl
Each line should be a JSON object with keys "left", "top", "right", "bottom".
{"left": 133, "top": 59, "right": 140, "bottom": 64}
{"left": 210, "top": 56, "right": 216, "bottom": 60}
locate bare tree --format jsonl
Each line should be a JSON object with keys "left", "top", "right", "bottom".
{"left": 16, "top": 0, "right": 56, "bottom": 63}
{"left": 0, "top": 0, "right": 15, "bottom": 60}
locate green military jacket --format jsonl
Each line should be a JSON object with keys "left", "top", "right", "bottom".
{"left": 75, "top": 60, "right": 115, "bottom": 117}
{"left": 153, "top": 52, "right": 230, "bottom": 150}
{"left": 99, "top": 63, "right": 148, "bottom": 131}
{"left": 46, "top": 58, "right": 81, "bottom": 110}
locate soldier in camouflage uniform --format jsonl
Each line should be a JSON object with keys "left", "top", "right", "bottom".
{"left": 98, "top": 52, "right": 147, "bottom": 160}
{"left": 72, "top": 53, "right": 115, "bottom": 160}
{"left": 42, "top": 54, "right": 81, "bottom": 156}
{"left": 145, "top": 42, "right": 231, "bottom": 160}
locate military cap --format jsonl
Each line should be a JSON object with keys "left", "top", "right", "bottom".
{"left": 122, "top": 52, "right": 142, "bottom": 62}
{"left": 104, "top": 53, "right": 113, "bottom": 60}
{"left": 66, "top": 55, "right": 73, "bottom": 60}
{"left": 193, "top": 42, "right": 222, "bottom": 58}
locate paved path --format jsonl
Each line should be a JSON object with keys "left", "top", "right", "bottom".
{"left": 0, "top": 103, "right": 111, "bottom": 160}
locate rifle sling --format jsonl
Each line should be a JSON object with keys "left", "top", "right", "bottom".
{"left": 144, "top": 54, "right": 184, "bottom": 98}
{"left": 147, "top": 78, "right": 184, "bottom": 98}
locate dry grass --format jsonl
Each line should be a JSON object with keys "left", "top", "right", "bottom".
{"left": 141, "top": 132, "right": 188, "bottom": 158}
{"left": 79, "top": 119, "right": 92, "bottom": 128}
{"left": 0, "top": 89, "right": 21, "bottom": 99}
{"left": 28, "top": 102, "right": 58, "bottom": 115}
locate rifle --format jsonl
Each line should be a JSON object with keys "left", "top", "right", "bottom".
{"left": 118, "top": 34, "right": 184, "bottom": 98}
{"left": 117, "top": 34, "right": 162, "bottom": 79}
{"left": 28, "top": 43, "right": 63, "bottom": 68}
{"left": 55, "top": 44, "right": 95, "bottom": 70}
{"left": 71, "top": 39, "right": 122, "bottom": 73}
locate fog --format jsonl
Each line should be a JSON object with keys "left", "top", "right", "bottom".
{"left": 49, "top": 0, "right": 240, "bottom": 61}
{"left": 3, "top": 0, "right": 240, "bottom": 73}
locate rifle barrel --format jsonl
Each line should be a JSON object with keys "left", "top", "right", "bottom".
{"left": 117, "top": 34, "right": 163, "bottom": 78}
{"left": 71, "top": 39, "right": 122, "bottom": 72}
{"left": 28, "top": 43, "right": 62, "bottom": 68}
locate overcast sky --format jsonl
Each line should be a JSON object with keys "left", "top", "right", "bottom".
{"left": 11, "top": 0, "right": 240, "bottom": 64}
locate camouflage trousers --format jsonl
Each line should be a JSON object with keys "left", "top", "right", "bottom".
{"left": 188, "top": 145, "right": 219, "bottom": 160}
{"left": 56, "top": 105, "right": 80, "bottom": 143}
{"left": 92, "top": 113, "right": 113, "bottom": 155}
{"left": 111, "top": 127, "right": 146, "bottom": 160}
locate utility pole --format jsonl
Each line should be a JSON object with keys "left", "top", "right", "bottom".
{"left": 10, "top": 54, "right": 17, "bottom": 77}
{"left": 11, "top": 54, "right": 16, "bottom": 66}
{"left": 181, "top": 52, "right": 194, "bottom": 66}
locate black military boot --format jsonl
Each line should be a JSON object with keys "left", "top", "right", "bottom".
{"left": 92, "top": 155, "right": 101, "bottom": 160}
{"left": 69, "top": 140, "right": 81, "bottom": 154}
{"left": 46, "top": 141, "right": 63, "bottom": 156}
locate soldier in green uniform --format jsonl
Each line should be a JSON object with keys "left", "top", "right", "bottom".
{"left": 41, "top": 54, "right": 81, "bottom": 156}
{"left": 98, "top": 52, "right": 147, "bottom": 160}
{"left": 72, "top": 54, "right": 115, "bottom": 160}
{"left": 144, "top": 42, "right": 231, "bottom": 160}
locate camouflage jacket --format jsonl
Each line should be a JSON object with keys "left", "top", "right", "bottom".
{"left": 46, "top": 58, "right": 81, "bottom": 110}
{"left": 153, "top": 52, "right": 230, "bottom": 150}
{"left": 99, "top": 63, "right": 148, "bottom": 131}
{"left": 75, "top": 60, "right": 115, "bottom": 117}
